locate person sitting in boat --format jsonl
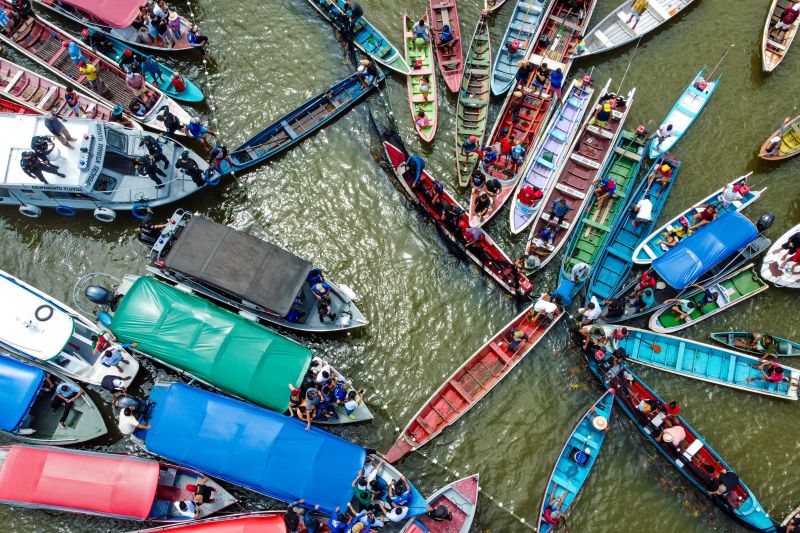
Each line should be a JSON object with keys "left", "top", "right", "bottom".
{"left": 541, "top": 492, "right": 566, "bottom": 527}
{"left": 630, "top": 195, "right": 654, "bottom": 227}
{"left": 774, "top": 2, "right": 800, "bottom": 35}
{"left": 649, "top": 123, "right": 673, "bottom": 151}
{"left": 656, "top": 424, "right": 687, "bottom": 451}
{"left": 748, "top": 361, "right": 786, "bottom": 386}
{"left": 625, "top": 0, "right": 649, "bottom": 30}
{"left": 287, "top": 384, "right": 303, "bottom": 419}
{"left": 707, "top": 468, "right": 740, "bottom": 498}
{"left": 718, "top": 180, "right": 748, "bottom": 208}
{"left": 437, "top": 24, "right": 458, "bottom": 49}
{"left": 474, "top": 192, "right": 492, "bottom": 221}
{"left": 532, "top": 61, "right": 551, "bottom": 97}
{"left": 412, "top": 18, "right": 431, "bottom": 47}
{"left": 631, "top": 271, "right": 658, "bottom": 299}
{"left": 664, "top": 297, "right": 696, "bottom": 323}
{"left": 80, "top": 28, "right": 114, "bottom": 55}
{"left": 129, "top": 96, "right": 149, "bottom": 118}
{"left": 579, "top": 296, "right": 602, "bottom": 325}
{"left": 589, "top": 102, "right": 612, "bottom": 129}
{"left": 515, "top": 60, "right": 535, "bottom": 86}
{"left": 463, "top": 224, "right": 486, "bottom": 248}
{"left": 118, "top": 406, "right": 151, "bottom": 435}
{"left": 415, "top": 109, "right": 431, "bottom": 130}
{"left": 485, "top": 177, "right": 501, "bottom": 199}
{"left": 50, "top": 382, "right": 84, "bottom": 428}
{"left": 593, "top": 176, "right": 616, "bottom": 207}
{"left": 169, "top": 71, "right": 188, "bottom": 95}
{"left": 530, "top": 293, "right": 562, "bottom": 324}
{"left": 661, "top": 400, "right": 680, "bottom": 428}
{"left": 655, "top": 230, "right": 680, "bottom": 252}
{"left": 636, "top": 287, "right": 656, "bottom": 313}
{"left": 505, "top": 38, "right": 521, "bottom": 55}
{"left": 355, "top": 59, "right": 379, "bottom": 88}
{"left": 510, "top": 141, "right": 526, "bottom": 169}
{"left": 515, "top": 248, "right": 542, "bottom": 275}
{"left": 689, "top": 203, "right": 718, "bottom": 231}
{"left": 646, "top": 163, "right": 672, "bottom": 196}
{"left": 187, "top": 25, "right": 210, "bottom": 55}
{"left": 481, "top": 145, "right": 498, "bottom": 171}
{"left": 600, "top": 296, "right": 626, "bottom": 320}
{"left": 765, "top": 134, "right": 783, "bottom": 157}
{"left": 519, "top": 184, "right": 544, "bottom": 207}
{"left": 503, "top": 327, "right": 529, "bottom": 353}
{"left": 694, "top": 282, "right": 719, "bottom": 307}
{"left": 636, "top": 397, "right": 659, "bottom": 414}
{"left": 346, "top": 505, "right": 381, "bottom": 532}
{"left": 735, "top": 333, "right": 777, "bottom": 357}
{"left": 389, "top": 476, "right": 412, "bottom": 508}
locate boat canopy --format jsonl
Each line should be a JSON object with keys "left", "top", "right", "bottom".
{"left": 0, "top": 271, "right": 74, "bottom": 361}
{"left": 0, "top": 446, "right": 160, "bottom": 520}
{"left": 143, "top": 383, "right": 366, "bottom": 515}
{"left": 109, "top": 277, "right": 311, "bottom": 411}
{"left": 0, "top": 357, "right": 44, "bottom": 432}
{"left": 61, "top": 0, "right": 146, "bottom": 28}
{"left": 154, "top": 515, "right": 288, "bottom": 532}
{"left": 163, "top": 216, "right": 312, "bottom": 316}
{"left": 653, "top": 212, "right": 758, "bottom": 290}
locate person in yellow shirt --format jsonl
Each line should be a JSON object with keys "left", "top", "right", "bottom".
{"left": 626, "top": 0, "right": 649, "bottom": 30}
{"left": 76, "top": 60, "right": 106, "bottom": 95}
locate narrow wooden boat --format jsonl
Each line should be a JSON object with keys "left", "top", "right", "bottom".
{"left": 537, "top": 390, "right": 614, "bottom": 533}
{"left": 527, "top": 0, "right": 598, "bottom": 79}
{"left": 758, "top": 114, "right": 800, "bottom": 160}
{"left": 711, "top": 332, "right": 800, "bottom": 357}
{"left": 385, "top": 303, "right": 562, "bottom": 462}
{"left": 763, "top": 0, "right": 800, "bottom": 72}
{"left": 490, "top": 0, "right": 552, "bottom": 95}
{"left": 761, "top": 222, "right": 800, "bottom": 288}
{"left": 384, "top": 141, "right": 533, "bottom": 296}
{"left": 0, "top": 445, "right": 236, "bottom": 521}
{"left": 306, "top": 0, "right": 411, "bottom": 74}
{"left": 649, "top": 68, "right": 720, "bottom": 158}
{"left": 0, "top": 57, "right": 140, "bottom": 128}
{"left": 33, "top": 0, "right": 199, "bottom": 53}
{"left": 598, "top": 325, "right": 799, "bottom": 400}
{"left": 485, "top": 0, "right": 509, "bottom": 13}
{"left": 509, "top": 77, "right": 595, "bottom": 234}
{"left": 580, "top": 346, "right": 778, "bottom": 532}
{"left": 584, "top": 155, "right": 681, "bottom": 304}
{"left": 133, "top": 512, "right": 287, "bottom": 533}
{"left": 0, "top": 3, "right": 190, "bottom": 133}
{"left": 557, "top": 129, "right": 647, "bottom": 304}
{"left": 525, "top": 85, "right": 635, "bottom": 271}
{"left": 649, "top": 264, "right": 769, "bottom": 333}
{"left": 429, "top": 0, "right": 463, "bottom": 93}
{"left": 633, "top": 174, "right": 766, "bottom": 265}
{"left": 401, "top": 475, "right": 480, "bottom": 533}
{"left": 0, "top": 95, "right": 37, "bottom": 114}
{"left": 455, "top": 13, "right": 491, "bottom": 186}
{"left": 579, "top": 0, "right": 696, "bottom": 57}
{"left": 0, "top": 356, "right": 106, "bottom": 445}
{"left": 404, "top": 14, "right": 438, "bottom": 142}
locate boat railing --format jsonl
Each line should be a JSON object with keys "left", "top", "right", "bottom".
{"left": 101, "top": 170, "right": 197, "bottom": 204}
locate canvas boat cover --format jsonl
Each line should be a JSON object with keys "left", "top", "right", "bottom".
{"left": 151, "top": 515, "right": 287, "bottom": 532}
{"left": 109, "top": 277, "right": 311, "bottom": 412}
{"left": 164, "top": 216, "right": 312, "bottom": 316}
{"left": 60, "top": 0, "right": 146, "bottom": 28}
{"left": 143, "top": 383, "right": 366, "bottom": 516}
{"left": 0, "top": 446, "right": 160, "bottom": 520}
{"left": 0, "top": 356, "right": 44, "bottom": 432}
{"left": 653, "top": 212, "right": 758, "bottom": 290}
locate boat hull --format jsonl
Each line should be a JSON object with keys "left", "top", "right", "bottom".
{"left": 762, "top": 0, "right": 799, "bottom": 72}
{"left": 404, "top": 14, "right": 438, "bottom": 141}
{"left": 760, "top": 222, "right": 800, "bottom": 288}
{"left": 429, "top": 0, "right": 463, "bottom": 92}
{"left": 401, "top": 475, "right": 479, "bottom": 533}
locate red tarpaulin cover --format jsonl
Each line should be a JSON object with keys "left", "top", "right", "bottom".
{"left": 61, "top": 0, "right": 147, "bottom": 28}
{"left": 155, "top": 516, "right": 287, "bottom": 532}
{"left": 0, "top": 446, "right": 160, "bottom": 519}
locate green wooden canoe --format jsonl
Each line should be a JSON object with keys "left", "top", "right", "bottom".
{"left": 710, "top": 331, "right": 800, "bottom": 357}
{"left": 404, "top": 14, "right": 438, "bottom": 142}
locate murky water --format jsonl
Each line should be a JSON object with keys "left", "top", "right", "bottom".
{"left": 2, "top": 0, "right": 800, "bottom": 531}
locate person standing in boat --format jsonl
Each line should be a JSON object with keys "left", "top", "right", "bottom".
{"left": 649, "top": 124, "right": 674, "bottom": 152}
{"left": 51, "top": 382, "right": 85, "bottom": 428}
{"left": 625, "top": 0, "right": 649, "bottom": 30}
{"left": 515, "top": 60, "right": 535, "bottom": 86}
{"left": 157, "top": 105, "right": 185, "bottom": 138}
{"left": 142, "top": 56, "right": 166, "bottom": 84}
{"left": 532, "top": 62, "right": 551, "bottom": 97}
{"left": 589, "top": 102, "right": 612, "bottom": 128}
{"left": 134, "top": 155, "right": 166, "bottom": 188}
{"left": 76, "top": 61, "right": 107, "bottom": 96}
{"left": 139, "top": 135, "right": 170, "bottom": 169}
{"left": 186, "top": 117, "right": 219, "bottom": 148}
{"left": 175, "top": 150, "right": 207, "bottom": 187}
{"left": 550, "top": 68, "right": 564, "bottom": 100}
{"left": 63, "top": 86, "right": 84, "bottom": 117}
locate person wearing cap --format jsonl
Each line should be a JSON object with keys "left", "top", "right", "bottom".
{"left": 646, "top": 162, "right": 672, "bottom": 196}
{"left": 139, "top": 135, "right": 169, "bottom": 168}
{"left": 579, "top": 295, "right": 603, "bottom": 325}
{"left": 541, "top": 492, "right": 565, "bottom": 526}
{"left": 118, "top": 48, "right": 138, "bottom": 72}
{"left": 649, "top": 123, "right": 673, "bottom": 151}
{"left": 134, "top": 154, "right": 166, "bottom": 187}
{"left": 630, "top": 195, "right": 653, "bottom": 227}
{"left": 175, "top": 150, "right": 206, "bottom": 187}
{"left": 157, "top": 105, "right": 184, "bottom": 137}
{"left": 765, "top": 134, "right": 783, "bottom": 157}
{"left": 589, "top": 102, "right": 613, "bottom": 128}
{"left": 461, "top": 135, "right": 482, "bottom": 157}
{"left": 51, "top": 382, "right": 84, "bottom": 428}
{"left": 437, "top": 23, "right": 458, "bottom": 48}
{"left": 532, "top": 61, "right": 551, "bottom": 96}
{"left": 187, "top": 24, "right": 210, "bottom": 54}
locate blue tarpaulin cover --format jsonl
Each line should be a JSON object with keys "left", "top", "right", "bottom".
{"left": 0, "top": 356, "right": 44, "bottom": 432}
{"left": 653, "top": 212, "right": 757, "bottom": 290}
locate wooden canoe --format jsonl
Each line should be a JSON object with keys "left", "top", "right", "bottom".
{"left": 404, "top": 14, "right": 438, "bottom": 142}
{"left": 132, "top": 512, "right": 287, "bottom": 532}
{"left": 401, "top": 475, "right": 479, "bottom": 533}
{"left": 760, "top": 222, "right": 800, "bottom": 288}
{"left": 599, "top": 325, "right": 800, "bottom": 400}
{"left": 763, "top": 0, "right": 799, "bottom": 72}
{"left": 385, "top": 304, "right": 562, "bottom": 463}
{"left": 580, "top": 0, "right": 696, "bottom": 58}
{"left": 454, "top": 14, "right": 491, "bottom": 186}
{"left": 649, "top": 264, "right": 769, "bottom": 333}
{"left": 759, "top": 114, "right": 800, "bottom": 160}
{"left": 537, "top": 390, "right": 614, "bottom": 533}
{"left": 429, "top": 0, "right": 463, "bottom": 93}
{"left": 508, "top": 77, "right": 594, "bottom": 234}
{"left": 710, "top": 331, "right": 800, "bottom": 358}
{"left": 527, "top": 0, "right": 598, "bottom": 78}
{"left": 0, "top": 2, "right": 190, "bottom": 133}
{"left": 525, "top": 84, "right": 635, "bottom": 272}
{"left": 485, "top": 0, "right": 509, "bottom": 13}
{"left": 490, "top": 0, "right": 552, "bottom": 96}
{"left": 0, "top": 95, "right": 37, "bottom": 114}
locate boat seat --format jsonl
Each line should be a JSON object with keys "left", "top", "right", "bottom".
{"left": 280, "top": 120, "right": 298, "bottom": 139}
{"left": 675, "top": 102, "right": 697, "bottom": 117}
{"left": 460, "top": 97, "right": 487, "bottom": 107}
{"left": 540, "top": 211, "right": 571, "bottom": 229}
{"left": 586, "top": 124, "right": 614, "bottom": 139}
{"left": 536, "top": 155, "right": 554, "bottom": 169}
{"left": 614, "top": 145, "right": 641, "bottom": 161}
{"left": 35, "top": 86, "right": 58, "bottom": 109}
{"left": 550, "top": 128, "right": 568, "bottom": 142}
{"left": 554, "top": 182, "right": 586, "bottom": 200}
{"left": 448, "top": 378, "right": 474, "bottom": 403}
{"left": 2, "top": 71, "right": 23, "bottom": 93}
{"left": 570, "top": 152, "right": 601, "bottom": 169}
{"left": 767, "top": 39, "right": 787, "bottom": 51}
{"left": 682, "top": 439, "right": 704, "bottom": 461}
{"left": 593, "top": 30, "right": 614, "bottom": 49}
{"left": 470, "top": 68, "right": 490, "bottom": 77}
{"left": 550, "top": 473, "right": 580, "bottom": 494}
{"left": 489, "top": 341, "right": 514, "bottom": 364}
{"left": 649, "top": 1, "right": 672, "bottom": 22}
{"left": 439, "top": 59, "right": 461, "bottom": 66}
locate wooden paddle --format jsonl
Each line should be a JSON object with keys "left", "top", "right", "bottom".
{"left": 650, "top": 343, "right": 662, "bottom": 353}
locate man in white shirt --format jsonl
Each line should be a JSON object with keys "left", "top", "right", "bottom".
{"left": 631, "top": 196, "right": 654, "bottom": 227}
{"left": 380, "top": 502, "right": 410, "bottom": 523}
{"left": 530, "top": 293, "right": 562, "bottom": 324}
{"left": 579, "top": 296, "right": 603, "bottom": 325}
{"left": 117, "top": 407, "right": 151, "bottom": 435}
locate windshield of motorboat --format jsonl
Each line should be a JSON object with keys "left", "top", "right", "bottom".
{"left": 105, "top": 127, "right": 129, "bottom": 154}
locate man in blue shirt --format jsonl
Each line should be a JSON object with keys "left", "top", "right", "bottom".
{"left": 50, "top": 382, "right": 84, "bottom": 427}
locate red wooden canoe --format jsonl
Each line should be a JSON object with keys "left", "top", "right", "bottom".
{"left": 384, "top": 141, "right": 533, "bottom": 296}
{"left": 132, "top": 512, "right": 288, "bottom": 533}
{"left": 429, "top": 0, "right": 463, "bottom": 93}
{"left": 528, "top": 0, "right": 597, "bottom": 79}
{"left": 386, "top": 304, "right": 563, "bottom": 462}
{"left": 0, "top": 95, "right": 36, "bottom": 114}
{"left": 0, "top": 1, "right": 190, "bottom": 132}
{"left": 401, "top": 475, "right": 479, "bottom": 533}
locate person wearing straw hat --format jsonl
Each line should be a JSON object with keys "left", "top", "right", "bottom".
{"left": 167, "top": 11, "right": 183, "bottom": 41}
{"left": 656, "top": 425, "right": 687, "bottom": 450}
{"left": 592, "top": 413, "right": 609, "bottom": 433}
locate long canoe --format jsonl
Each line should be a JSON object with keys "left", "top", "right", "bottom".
{"left": 490, "top": 0, "right": 552, "bottom": 95}
{"left": 306, "top": 0, "right": 411, "bottom": 74}
{"left": 649, "top": 264, "right": 769, "bottom": 333}
{"left": 760, "top": 222, "right": 800, "bottom": 288}
{"left": 763, "top": 0, "right": 800, "bottom": 72}
{"left": 584, "top": 155, "right": 681, "bottom": 304}
{"left": 527, "top": 0, "right": 598, "bottom": 78}
{"left": 579, "top": 0, "right": 696, "bottom": 57}
{"left": 537, "top": 389, "right": 614, "bottom": 533}
{"left": 384, "top": 141, "right": 533, "bottom": 296}
{"left": 525, "top": 85, "right": 634, "bottom": 271}
{"left": 401, "top": 475, "right": 480, "bottom": 533}
{"left": 710, "top": 331, "right": 800, "bottom": 357}
{"left": 0, "top": 4, "right": 189, "bottom": 133}
{"left": 429, "top": 0, "right": 463, "bottom": 92}
{"left": 580, "top": 347, "right": 778, "bottom": 532}
{"left": 509, "top": 77, "right": 595, "bottom": 234}
{"left": 599, "top": 325, "right": 800, "bottom": 400}
{"left": 633, "top": 175, "right": 765, "bottom": 265}
{"left": 455, "top": 14, "right": 491, "bottom": 186}
{"left": 0, "top": 95, "right": 36, "bottom": 114}
{"left": 649, "top": 68, "right": 719, "bottom": 158}
{"left": 759, "top": 114, "right": 800, "bottom": 160}
{"left": 386, "top": 303, "right": 561, "bottom": 462}
{"left": 404, "top": 14, "right": 438, "bottom": 142}
{"left": 558, "top": 129, "right": 647, "bottom": 303}
{"left": 133, "top": 512, "right": 287, "bottom": 533}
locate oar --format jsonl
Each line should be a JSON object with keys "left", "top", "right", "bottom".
{"left": 517, "top": 1, "right": 537, "bottom": 49}
{"left": 706, "top": 43, "right": 734, "bottom": 80}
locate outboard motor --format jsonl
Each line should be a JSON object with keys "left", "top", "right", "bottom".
{"left": 85, "top": 285, "right": 114, "bottom": 306}
{"left": 757, "top": 212, "right": 775, "bottom": 233}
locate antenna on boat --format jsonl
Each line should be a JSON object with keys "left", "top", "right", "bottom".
{"left": 616, "top": 37, "right": 642, "bottom": 94}
{"left": 707, "top": 44, "right": 734, "bottom": 79}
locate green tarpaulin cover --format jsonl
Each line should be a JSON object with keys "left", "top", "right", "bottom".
{"left": 110, "top": 277, "right": 311, "bottom": 411}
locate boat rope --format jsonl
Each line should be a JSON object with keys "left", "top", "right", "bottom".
{"left": 707, "top": 43, "right": 734, "bottom": 79}
{"left": 615, "top": 36, "right": 641, "bottom": 95}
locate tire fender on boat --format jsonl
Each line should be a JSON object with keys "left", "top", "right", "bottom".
{"left": 132, "top": 202, "right": 149, "bottom": 219}
{"left": 18, "top": 205, "right": 42, "bottom": 218}
{"left": 55, "top": 205, "right": 76, "bottom": 217}
{"left": 93, "top": 207, "right": 117, "bottom": 223}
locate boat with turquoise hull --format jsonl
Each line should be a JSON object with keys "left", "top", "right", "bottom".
{"left": 490, "top": 0, "right": 552, "bottom": 95}
{"left": 710, "top": 332, "right": 800, "bottom": 358}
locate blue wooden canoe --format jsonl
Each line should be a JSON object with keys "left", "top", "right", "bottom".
{"left": 600, "top": 325, "right": 800, "bottom": 400}
{"left": 306, "top": 0, "right": 410, "bottom": 74}
{"left": 649, "top": 68, "right": 720, "bottom": 158}
{"left": 537, "top": 389, "right": 614, "bottom": 533}
{"left": 490, "top": 0, "right": 552, "bottom": 95}
{"left": 580, "top": 345, "right": 778, "bottom": 532}
{"left": 584, "top": 155, "right": 681, "bottom": 304}
{"left": 711, "top": 331, "right": 800, "bottom": 358}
